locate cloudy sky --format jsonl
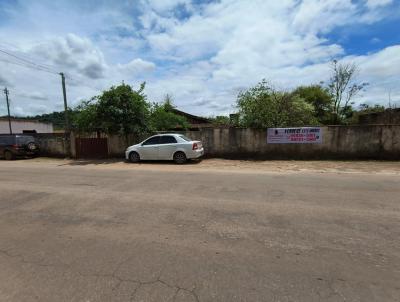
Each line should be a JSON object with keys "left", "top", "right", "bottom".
{"left": 0, "top": 0, "right": 399, "bottom": 117}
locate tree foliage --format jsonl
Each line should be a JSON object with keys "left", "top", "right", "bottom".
{"left": 328, "top": 60, "right": 368, "bottom": 123}
{"left": 347, "top": 103, "right": 385, "bottom": 124}
{"left": 74, "top": 83, "right": 150, "bottom": 135}
{"left": 149, "top": 95, "right": 189, "bottom": 131}
{"left": 74, "top": 101, "right": 98, "bottom": 131}
{"left": 237, "top": 80, "right": 318, "bottom": 128}
{"left": 292, "top": 85, "right": 333, "bottom": 124}
{"left": 21, "top": 59, "right": 378, "bottom": 131}
{"left": 210, "top": 115, "right": 231, "bottom": 126}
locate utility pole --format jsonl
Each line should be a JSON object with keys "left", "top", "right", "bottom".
{"left": 3, "top": 87, "right": 12, "bottom": 134}
{"left": 60, "top": 73, "right": 71, "bottom": 157}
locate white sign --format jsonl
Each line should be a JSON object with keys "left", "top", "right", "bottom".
{"left": 267, "top": 127, "right": 322, "bottom": 144}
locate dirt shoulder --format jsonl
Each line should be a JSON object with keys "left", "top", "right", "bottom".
{"left": 2, "top": 157, "right": 400, "bottom": 175}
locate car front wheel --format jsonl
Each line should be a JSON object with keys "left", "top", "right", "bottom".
{"left": 129, "top": 151, "right": 140, "bottom": 163}
{"left": 27, "top": 142, "right": 38, "bottom": 151}
{"left": 173, "top": 151, "right": 187, "bottom": 164}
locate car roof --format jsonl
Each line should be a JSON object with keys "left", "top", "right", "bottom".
{"left": 0, "top": 134, "right": 33, "bottom": 137}
{"left": 155, "top": 133, "right": 182, "bottom": 136}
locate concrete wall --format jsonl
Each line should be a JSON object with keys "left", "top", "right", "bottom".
{"left": 0, "top": 120, "right": 53, "bottom": 134}
{"left": 102, "top": 125, "right": 400, "bottom": 160}
{"left": 33, "top": 133, "right": 66, "bottom": 157}
{"left": 36, "top": 126, "right": 400, "bottom": 160}
{"left": 180, "top": 126, "right": 400, "bottom": 159}
{"left": 107, "top": 134, "right": 141, "bottom": 157}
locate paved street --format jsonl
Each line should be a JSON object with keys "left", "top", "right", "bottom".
{"left": 0, "top": 159, "right": 399, "bottom": 302}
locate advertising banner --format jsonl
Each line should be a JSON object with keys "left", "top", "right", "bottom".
{"left": 267, "top": 127, "right": 322, "bottom": 144}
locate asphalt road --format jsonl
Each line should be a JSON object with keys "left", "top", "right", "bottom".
{"left": 0, "top": 160, "right": 399, "bottom": 302}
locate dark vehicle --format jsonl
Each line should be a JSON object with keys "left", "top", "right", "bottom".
{"left": 0, "top": 135, "right": 40, "bottom": 160}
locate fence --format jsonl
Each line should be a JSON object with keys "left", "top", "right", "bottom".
{"left": 36, "top": 125, "right": 400, "bottom": 160}
{"left": 176, "top": 125, "right": 400, "bottom": 159}
{"left": 32, "top": 133, "right": 66, "bottom": 157}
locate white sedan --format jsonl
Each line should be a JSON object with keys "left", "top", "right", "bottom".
{"left": 125, "top": 134, "right": 204, "bottom": 164}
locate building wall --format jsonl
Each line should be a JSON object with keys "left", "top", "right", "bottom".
{"left": 0, "top": 120, "right": 53, "bottom": 134}
{"left": 100, "top": 125, "right": 400, "bottom": 160}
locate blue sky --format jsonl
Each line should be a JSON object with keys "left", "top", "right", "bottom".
{"left": 0, "top": 0, "right": 399, "bottom": 116}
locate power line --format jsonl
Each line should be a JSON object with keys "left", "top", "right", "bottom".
{"left": 0, "top": 47, "right": 58, "bottom": 72}
{"left": 0, "top": 57, "right": 100, "bottom": 93}
{"left": 64, "top": 75, "right": 101, "bottom": 91}
{"left": 0, "top": 42, "right": 62, "bottom": 72}
{"left": 0, "top": 56, "right": 59, "bottom": 75}
{"left": 0, "top": 48, "right": 59, "bottom": 74}
{"left": 0, "top": 57, "right": 58, "bottom": 74}
{"left": 0, "top": 49, "right": 100, "bottom": 91}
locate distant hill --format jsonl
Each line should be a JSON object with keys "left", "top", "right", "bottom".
{"left": 29, "top": 111, "right": 67, "bottom": 129}
{"left": 1, "top": 111, "right": 69, "bottom": 130}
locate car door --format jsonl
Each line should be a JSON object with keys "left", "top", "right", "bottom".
{"left": 0, "top": 136, "right": 12, "bottom": 156}
{"left": 139, "top": 136, "right": 160, "bottom": 160}
{"left": 158, "top": 135, "right": 178, "bottom": 160}
{"left": 0, "top": 137, "right": 4, "bottom": 156}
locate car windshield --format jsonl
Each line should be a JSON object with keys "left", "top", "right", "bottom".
{"left": 179, "top": 135, "right": 192, "bottom": 142}
{"left": 16, "top": 136, "right": 35, "bottom": 144}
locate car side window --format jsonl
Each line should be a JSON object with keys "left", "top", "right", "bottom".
{"left": 0, "top": 136, "right": 14, "bottom": 145}
{"left": 142, "top": 136, "right": 160, "bottom": 146}
{"left": 16, "top": 136, "right": 35, "bottom": 145}
{"left": 160, "top": 136, "right": 177, "bottom": 144}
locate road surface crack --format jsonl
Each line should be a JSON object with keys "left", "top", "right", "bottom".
{"left": 0, "top": 249, "right": 201, "bottom": 301}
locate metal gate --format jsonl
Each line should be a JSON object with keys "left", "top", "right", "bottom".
{"left": 75, "top": 138, "right": 108, "bottom": 159}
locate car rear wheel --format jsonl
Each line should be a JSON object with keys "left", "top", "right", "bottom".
{"left": 4, "top": 150, "right": 14, "bottom": 161}
{"left": 129, "top": 151, "right": 140, "bottom": 163}
{"left": 173, "top": 151, "right": 187, "bottom": 164}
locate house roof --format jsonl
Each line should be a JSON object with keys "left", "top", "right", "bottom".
{"left": 171, "top": 109, "right": 211, "bottom": 124}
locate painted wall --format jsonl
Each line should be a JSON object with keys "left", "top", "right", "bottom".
{"left": 40, "top": 126, "right": 400, "bottom": 160}
{"left": 177, "top": 126, "right": 400, "bottom": 159}
{"left": 0, "top": 120, "right": 53, "bottom": 134}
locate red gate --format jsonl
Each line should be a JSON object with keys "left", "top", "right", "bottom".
{"left": 75, "top": 138, "right": 108, "bottom": 159}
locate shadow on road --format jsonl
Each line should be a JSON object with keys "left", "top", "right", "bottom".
{"left": 62, "top": 158, "right": 203, "bottom": 166}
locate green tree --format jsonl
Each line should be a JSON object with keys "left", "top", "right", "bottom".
{"left": 73, "top": 100, "right": 99, "bottom": 131}
{"left": 348, "top": 103, "right": 385, "bottom": 124}
{"left": 328, "top": 60, "right": 368, "bottom": 123}
{"left": 210, "top": 115, "right": 231, "bottom": 126}
{"left": 237, "top": 80, "right": 318, "bottom": 128}
{"left": 292, "top": 85, "right": 333, "bottom": 124}
{"left": 74, "top": 83, "right": 150, "bottom": 135}
{"left": 149, "top": 95, "right": 189, "bottom": 131}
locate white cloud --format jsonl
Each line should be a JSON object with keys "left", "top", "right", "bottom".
{"left": 144, "top": 0, "right": 192, "bottom": 14}
{"left": 356, "top": 45, "right": 400, "bottom": 78}
{"left": 366, "top": 0, "right": 393, "bottom": 8}
{"left": 0, "top": 0, "right": 399, "bottom": 116}
{"left": 118, "top": 58, "right": 156, "bottom": 75}
{"left": 0, "top": 74, "right": 11, "bottom": 87}
{"left": 31, "top": 34, "right": 108, "bottom": 79}
{"left": 293, "top": 0, "right": 357, "bottom": 34}
{"left": 17, "top": 91, "right": 48, "bottom": 101}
